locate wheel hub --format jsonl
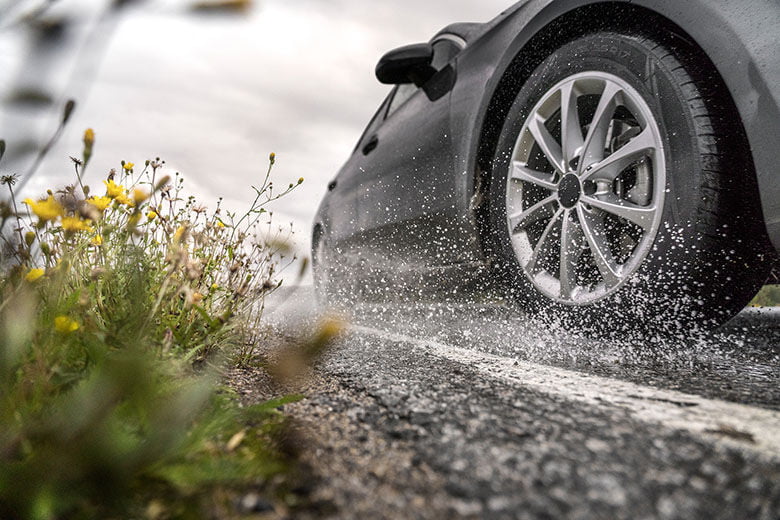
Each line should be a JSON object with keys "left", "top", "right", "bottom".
{"left": 557, "top": 173, "right": 581, "bottom": 209}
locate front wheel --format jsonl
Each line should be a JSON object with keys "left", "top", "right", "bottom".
{"left": 485, "top": 32, "right": 772, "bottom": 332}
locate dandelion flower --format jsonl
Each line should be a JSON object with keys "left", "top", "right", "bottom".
{"left": 146, "top": 210, "right": 158, "bottom": 220}
{"left": 54, "top": 316, "right": 79, "bottom": 333}
{"left": 22, "top": 195, "right": 64, "bottom": 222}
{"left": 319, "top": 317, "right": 345, "bottom": 340}
{"left": 133, "top": 187, "right": 149, "bottom": 204}
{"left": 25, "top": 268, "right": 45, "bottom": 282}
{"left": 216, "top": 220, "right": 226, "bottom": 228}
{"left": 61, "top": 216, "right": 93, "bottom": 233}
{"left": 123, "top": 162, "right": 134, "bottom": 171}
{"left": 104, "top": 179, "right": 125, "bottom": 199}
{"left": 91, "top": 235, "right": 103, "bottom": 246}
{"left": 87, "top": 196, "right": 112, "bottom": 212}
{"left": 115, "top": 192, "right": 135, "bottom": 207}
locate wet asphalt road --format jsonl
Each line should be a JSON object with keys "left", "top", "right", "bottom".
{"left": 265, "top": 287, "right": 780, "bottom": 519}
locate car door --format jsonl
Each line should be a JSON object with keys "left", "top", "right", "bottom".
{"left": 325, "top": 96, "right": 391, "bottom": 253}
{"left": 352, "top": 37, "right": 466, "bottom": 267}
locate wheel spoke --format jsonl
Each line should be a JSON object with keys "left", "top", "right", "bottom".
{"left": 577, "top": 205, "right": 621, "bottom": 287}
{"left": 560, "top": 82, "right": 584, "bottom": 167}
{"left": 526, "top": 209, "right": 563, "bottom": 274}
{"left": 581, "top": 127, "right": 656, "bottom": 182}
{"left": 559, "top": 210, "right": 582, "bottom": 299}
{"left": 581, "top": 193, "right": 656, "bottom": 230}
{"left": 580, "top": 82, "right": 622, "bottom": 170}
{"left": 528, "top": 114, "right": 564, "bottom": 174}
{"left": 508, "top": 195, "right": 558, "bottom": 234}
{"left": 510, "top": 161, "right": 558, "bottom": 191}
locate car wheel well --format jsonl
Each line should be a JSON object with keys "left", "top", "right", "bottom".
{"left": 474, "top": 2, "right": 763, "bottom": 256}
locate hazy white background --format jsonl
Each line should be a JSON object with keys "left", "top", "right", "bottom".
{"left": 1, "top": 0, "right": 511, "bottom": 271}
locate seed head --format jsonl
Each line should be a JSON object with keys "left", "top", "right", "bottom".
{"left": 1, "top": 173, "right": 19, "bottom": 186}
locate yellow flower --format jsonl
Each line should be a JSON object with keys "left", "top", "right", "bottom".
{"left": 91, "top": 235, "right": 103, "bottom": 246}
{"left": 104, "top": 180, "right": 125, "bottom": 199}
{"left": 54, "top": 316, "right": 79, "bottom": 334}
{"left": 83, "top": 128, "right": 95, "bottom": 147}
{"left": 173, "top": 226, "right": 187, "bottom": 244}
{"left": 87, "top": 196, "right": 112, "bottom": 212}
{"left": 216, "top": 220, "right": 226, "bottom": 228}
{"left": 115, "top": 193, "right": 135, "bottom": 207}
{"left": 210, "top": 283, "right": 219, "bottom": 290}
{"left": 192, "top": 292, "right": 204, "bottom": 303}
{"left": 146, "top": 210, "right": 158, "bottom": 220}
{"left": 61, "top": 216, "right": 93, "bottom": 233}
{"left": 23, "top": 195, "right": 64, "bottom": 222}
{"left": 123, "top": 162, "right": 134, "bottom": 171}
{"left": 297, "top": 177, "right": 304, "bottom": 184}
{"left": 25, "top": 268, "right": 45, "bottom": 282}
{"left": 318, "top": 317, "right": 345, "bottom": 341}
{"left": 132, "top": 187, "right": 149, "bottom": 204}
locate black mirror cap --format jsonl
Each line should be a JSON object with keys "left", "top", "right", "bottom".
{"left": 375, "top": 43, "right": 436, "bottom": 87}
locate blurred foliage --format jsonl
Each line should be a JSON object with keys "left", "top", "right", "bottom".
{"left": 0, "top": 131, "right": 311, "bottom": 518}
{"left": 190, "top": 0, "right": 252, "bottom": 13}
{"left": 750, "top": 285, "right": 780, "bottom": 307}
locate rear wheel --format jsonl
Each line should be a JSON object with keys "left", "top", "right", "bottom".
{"left": 486, "top": 32, "right": 772, "bottom": 332}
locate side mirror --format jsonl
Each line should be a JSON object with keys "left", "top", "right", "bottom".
{"left": 375, "top": 43, "right": 436, "bottom": 87}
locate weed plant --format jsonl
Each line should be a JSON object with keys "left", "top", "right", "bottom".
{"left": 0, "top": 131, "right": 310, "bottom": 518}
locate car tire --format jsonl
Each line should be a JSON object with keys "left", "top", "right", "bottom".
{"left": 485, "top": 31, "right": 773, "bottom": 333}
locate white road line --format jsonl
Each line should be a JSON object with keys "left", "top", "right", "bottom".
{"left": 352, "top": 325, "right": 780, "bottom": 460}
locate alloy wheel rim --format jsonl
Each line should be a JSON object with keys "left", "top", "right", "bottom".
{"left": 506, "top": 72, "right": 666, "bottom": 305}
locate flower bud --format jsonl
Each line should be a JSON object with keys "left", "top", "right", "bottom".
{"left": 83, "top": 128, "right": 95, "bottom": 148}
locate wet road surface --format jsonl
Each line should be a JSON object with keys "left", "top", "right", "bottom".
{"left": 264, "top": 287, "right": 780, "bottom": 519}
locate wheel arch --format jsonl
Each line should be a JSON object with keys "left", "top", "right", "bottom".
{"left": 472, "top": 1, "right": 774, "bottom": 254}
